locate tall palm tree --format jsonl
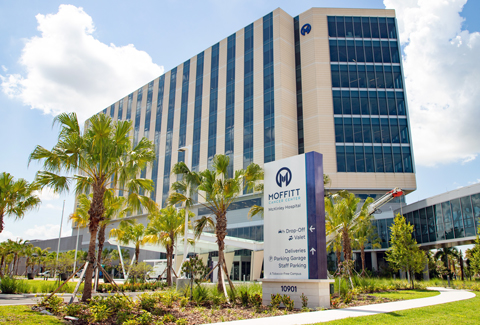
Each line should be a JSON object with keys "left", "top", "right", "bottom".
{"left": 144, "top": 205, "right": 192, "bottom": 286}
{"left": 0, "top": 240, "right": 13, "bottom": 277}
{"left": 169, "top": 154, "right": 263, "bottom": 293}
{"left": 29, "top": 112, "right": 155, "bottom": 301}
{"left": 324, "top": 191, "right": 373, "bottom": 263}
{"left": 110, "top": 219, "right": 147, "bottom": 266}
{"left": 0, "top": 172, "right": 41, "bottom": 234}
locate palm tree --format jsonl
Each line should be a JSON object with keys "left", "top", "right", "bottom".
{"left": 169, "top": 154, "right": 263, "bottom": 293}
{"left": 0, "top": 172, "right": 41, "bottom": 234}
{"left": 435, "top": 247, "right": 460, "bottom": 278}
{"left": 23, "top": 242, "right": 34, "bottom": 276}
{"left": 71, "top": 192, "right": 127, "bottom": 270}
{"left": 29, "top": 112, "right": 155, "bottom": 301}
{"left": 110, "top": 219, "right": 147, "bottom": 266}
{"left": 32, "top": 246, "right": 50, "bottom": 275}
{"left": 353, "top": 218, "right": 381, "bottom": 276}
{"left": 0, "top": 240, "right": 13, "bottom": 277}
{"left": 144, "top": 205, "right": 192, "bottom": 286}
{"left": 325, "top": 191, "right": 373, "bottom": 264}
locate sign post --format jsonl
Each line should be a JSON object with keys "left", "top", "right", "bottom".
{"left": 262, "top": 152, "right": 333, "bottom": 308}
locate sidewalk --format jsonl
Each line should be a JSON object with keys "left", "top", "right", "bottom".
{"left": 212, "top": 287, "right": 475, "bottom": 325}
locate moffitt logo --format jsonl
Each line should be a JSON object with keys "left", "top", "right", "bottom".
{"left": 301, "top": 23, "right": 311, "bottom": 36}
{"left": 268, "top": 166, "right": 301, "bottom": 203}
{"left": 276, "top": 167, "right": 292, "bottom": 187}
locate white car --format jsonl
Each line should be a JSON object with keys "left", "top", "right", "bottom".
{"left": 38, "top": 271, "right": 51, "bottom": 277}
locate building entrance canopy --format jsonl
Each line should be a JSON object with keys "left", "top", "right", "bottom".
{"left": 105, "top": 230, "right": 264, "bottom": 254}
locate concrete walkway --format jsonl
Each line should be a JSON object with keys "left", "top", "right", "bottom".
{"left": 212, "top": 287, "right": 475, "bottom": 325}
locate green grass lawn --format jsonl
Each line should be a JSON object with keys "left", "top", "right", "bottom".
{"left": 321, "top": 291, "right": 480, "bottom": 325}
{"left": 370, "top": 289, "right": 439, "bottom": 301}
{"left": 0, "top": 305, "right": 64, "bottom": 325}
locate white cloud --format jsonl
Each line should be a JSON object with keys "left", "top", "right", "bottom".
{"left": 0, "top": 230, "right": 21, "bottom": 242}
{"left": 1, "top": 65, "right": 7, "bottom": 72}
{"left": 24, "top": 223, "right": 70, "bottom": 240}
{"left": 384, "top": 0, "right": 480, "bottom": 166}
{"left": 33, "top": 187, "right": 60, "bottom": 201}
{"left": 1, "top": 4, "right": 164, "bottom": 123}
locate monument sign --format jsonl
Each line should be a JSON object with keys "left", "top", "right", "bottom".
{"left": 262, "top": 152, "right": 332, "bottom": 308}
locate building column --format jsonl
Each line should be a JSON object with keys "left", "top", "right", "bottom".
{"left": 225, "top": 252, "right": 235, "bottom": 279}
{"left": 423, "top": 260, "right": 430, "bottom": 281}
{"left": 250, "top": 250, "right": 264, "bottom": 281}
{"left": 371, "top": 251, "right": 378, "bottom": 272}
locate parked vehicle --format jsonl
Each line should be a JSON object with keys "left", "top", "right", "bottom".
{"left": 38, "top": 270, "right": 50, "bottom": 277}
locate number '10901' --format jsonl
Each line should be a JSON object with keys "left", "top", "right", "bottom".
{"left": 280, "top": 285, "right": 297, "bottom": 293}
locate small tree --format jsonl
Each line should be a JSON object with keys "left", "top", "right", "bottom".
{"left": 353, "top": 217, "right": 381, "bottom": 276}
{"left": 386, "top": 214, "right": 426, "bottom": 289}
{"left": 470, "top": 231, "right": 480, "bottom": 277}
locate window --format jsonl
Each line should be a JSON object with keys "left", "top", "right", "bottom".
{"left": 336, "top": 146, "right": 346, "bottom": 172}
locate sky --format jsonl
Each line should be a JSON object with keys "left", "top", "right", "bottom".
{"left": 0, "top": 0, "right": 479, "bottom": 243}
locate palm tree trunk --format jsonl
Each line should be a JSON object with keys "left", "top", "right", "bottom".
{"left": 360, "top": 245, "right": 366, "bottom": 276}
{"left": 96, "top": 224, "right": 107, "bottom": 288}
{"left": 0, "top": 255, "right": 4, "bottom": 277}
{"left": 335, "top": 248, "right": 342, "bottom": 270}
{"left": 0, "top": 212, "right": 4, "bottom": 234}
{"left": 135, "top": 245, "right": 140, "bottom": 265}
{"left": 82, "top": 222, "right": 99, "bottom": 301}
{"left": 166, "top": 245, "right": 173, "bottom": 287}
{"left": 216, "top": 212, "right": 227, "bottom": 293}
{"left": 82, "top": 182, "right": 105, "bottom": 302}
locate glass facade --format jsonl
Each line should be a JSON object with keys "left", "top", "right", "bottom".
{"left": 151, "top": 76, "right": 165, "bottom": 200}
{"left": 133, "top": 87, "right": 143, "bottom": 147}
{"left": 161, "top": 68, "right": 177, "bottom": 206}
{"left": 263, "top": 12, "right": 275, "bottom": 163}
{"left": 177, "top": 60, "right": 191, "bottom": 165}
{"left": 293, "top": 16, "right": 304, "bottom": 154}
{"left": 207, "top": 43, "right": 220, "bottom": 169}
{"left": 126, "top": 93, "right": 133, "bottom": 121}
{"left": 243, "top": 24, "right": 254, "bottom": 171}
{"left": 225, "top": 34, "right": 236, "bottom": 178}
{"left": 110, "top": 104, "right": 115, "bottom": 118}
{"left": 384, "top": 192, "right": 480, "bottom": 247}
{"left": 117, "top": 99, "right": 123, "bottom": 120}
{"left": 192, "top": 52, "right": 205, "bottom": 173}
{"left": 144, "top": 81, "right": 154, "bottom": 138}
{"left": 328, "top": 16, "right": 413, "bottom": 174}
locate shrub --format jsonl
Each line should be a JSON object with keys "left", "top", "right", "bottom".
{"left": 62, "top": 303, "right": 85, "bottom": 317}
{"left": 163, "top": 313, "right": 176, "bottom": 323}
{"left": 138, "top": 293, "right": 157, "bottom": 312}
{"left": 301, "top": 293, "right": 308, "bottom": 308}
{"left": 137, "top": 310, "right": 154, "bottom": 325}
{"left": 250, "top": 293, "right": 262, "bottom": 307}
{"left": 270, "top": 293, "right": 282, "bottom": 308}
{"left": 282, "top": 295, "right": 294, "bottom": 311}
{"left": 176, "top": 318, "right": 188, "bottom": 325}
{"left": 239, "top": 289, "right": 250, "bottom": 307}
{"left": 192, "top": 285, "right": 209, "bottom": 306}
{"left": 0, "top": 276, "right": 21, "bottom": 294}
{"left": 180, "top": 296, "right": 189, "bottom": 307}
{"left": 39, "top": 294, "right": 64, "bottom": 314}
{"left": 90, "top": 303, "right": 112, "bottom": 322}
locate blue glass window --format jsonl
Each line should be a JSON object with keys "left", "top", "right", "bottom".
{"left": 161, "top": 68, "right": 177, "bottom": 206}
{"left": 225, "top": 34, "right": 235, "bottom": 177}
{"left": 151, "top": 75, "right": 165, "bottom": 200}
{"left": 126, "top": 93, "right": 133, "bottom": 121}
{"left": 110, "top": 104, "right": 115, "bottom": 118}
{"left": 133, "top": 87, "right": 143, "bottom": 147}
{"left": 117, "top": 99, "right": 123, "bottom": 120}
{"left": 192, "top": 52, "right": 204, "bottom": 173}
{"left": 144, "top": 81, "right": 154, "bottom": 137}
{"left": 207, "top": 43, "right": 220, "bottom": 168}
{"left": 263, "top": 12, "right": 275, "bottom": 163}
{"left": 336, "top": 146, "right": 346, "bottom": 172}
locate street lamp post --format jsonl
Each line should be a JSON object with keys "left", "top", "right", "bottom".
{"left": 54, "top": 200, "right": 66, "bottom": 279}
{"left": 177, "top": 145, "right": 192, "bottom": 277}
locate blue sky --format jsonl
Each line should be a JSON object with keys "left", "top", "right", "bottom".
{"left": 0, "top": 0, "right": 479, "bottom": 242}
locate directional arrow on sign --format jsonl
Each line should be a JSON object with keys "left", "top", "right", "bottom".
{"left": 310, "top": 247, "right": 316, "bottom": 255}
{"left": 309, "top": 225, "right": 315, "bottom": 232}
